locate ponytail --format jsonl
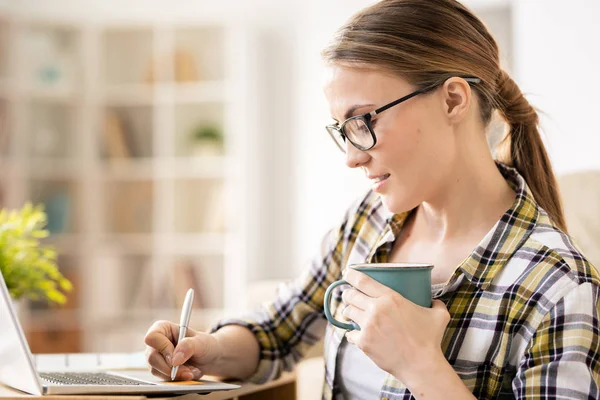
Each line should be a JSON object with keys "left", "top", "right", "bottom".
{"left": 495, "top": 70, "right": 567, "bottom": 232}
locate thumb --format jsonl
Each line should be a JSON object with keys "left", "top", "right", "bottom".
{"left": 171, "top": 337, "right": 197, "bottom": 367}
{"left": 431, "top": 299, "right": 447, "bottom": 310}
{"left": 172, "top": 333, "right": 220, "bottom": 367}
{"left": 431, "top": 299, "right": 451, "bottom": 326}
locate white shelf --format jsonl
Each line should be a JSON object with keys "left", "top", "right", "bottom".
{"left": 174, "top": 81, "right": 231, "bottom": 103}
{"left": 103, "top": 83, "right": 154, "bottom": 106}
{"left": 164, "top": 157, "right": 229, "bottom": 178}
{"left": 161, "top": 232, "right": 227, "bottom": 254}
{"left": 44, "top": 233, "right": 81, "bottom": 253}
{"left": 98, "top": 233, "right": 227, "bottom": 255}
{"left": 88, "top": 308, "right": 227, "bottom": 330}
{"left": 101, "top": 157, "right": 228, "bottom": 180}
{"left": 27, "top": 159, "right": 81, "bottom": 179}
{"left": 103, "top": 81, "right": 231, "bottom": 106}
{"left": 101, "top": 158, "right": 154, "bottom": 180}
{"left": 26, "top": 85, "right": 78, "bottom": 102}
{"left": 24, "top": 310, "right": 82, "bottom": 329}
{"left": 1, "top": 12, "right": 256, "bottom": 353}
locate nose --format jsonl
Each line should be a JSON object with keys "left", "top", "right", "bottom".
{"left": 344, "top": 141, "right": 370, "bottom": 169}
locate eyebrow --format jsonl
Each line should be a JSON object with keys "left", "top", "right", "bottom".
{"left": 331, "top": 103, "right": 375, "bottom": 122}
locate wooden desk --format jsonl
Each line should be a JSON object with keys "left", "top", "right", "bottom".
{"left": 0, "top": 372, "right": 296, "bottom": 400}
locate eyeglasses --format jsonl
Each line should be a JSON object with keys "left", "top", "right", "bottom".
{"left": 325, "top": 77, "right": 481, "bottom": 153}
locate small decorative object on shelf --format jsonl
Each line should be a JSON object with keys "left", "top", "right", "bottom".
{"left": 174, "top": 49, "right": 199, "bottom": 82}
{"left": 0, "top": 202, "right": 72, "bottom": 305}
{"left": 26, "top": 29, "right": 74, "bottom": 91}
{"left": 146, "top": 48, "right": 199, "bottom": 84}
{"left": 190, "top": 123, "right": 223, "bottom": 157}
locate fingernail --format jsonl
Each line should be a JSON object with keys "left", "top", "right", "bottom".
{"left": 189, "top": 367, "right": 201, "bottom": 379}
{"left": 182, "top": 371, "right": 193, "bottom": 380}
{"left": 172, "top": 352, "right": 184, "bottom": 366}
{"left": 165, "top": 354, "right": 172, "bottom": 365}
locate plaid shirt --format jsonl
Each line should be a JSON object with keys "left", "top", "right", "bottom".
{"left": 213, "top": 163, "right": 600, "bottom": 399}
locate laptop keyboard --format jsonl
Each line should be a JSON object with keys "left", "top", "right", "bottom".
{"left": 39, "top": 372, "right": 146, "bottom": 386}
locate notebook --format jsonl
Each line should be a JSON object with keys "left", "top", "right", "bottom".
{"left": 0, "top": 272, "right": 240, "bottom": 395}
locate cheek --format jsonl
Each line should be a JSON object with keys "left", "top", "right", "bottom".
{"left": 398, "top": 107, "right": 454, "bottom": 168}
{"left": 375, "top": 116, "right": 422, "bottom": 158}
{"left": 374, "top": 113, "right": 454, "bottom": 213}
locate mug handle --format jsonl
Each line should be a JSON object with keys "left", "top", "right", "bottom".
{"left": 324, "top": 280, "right": 360, "bottom": 331}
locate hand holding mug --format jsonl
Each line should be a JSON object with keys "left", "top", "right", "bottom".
{"left": 324, "top": 263, "right": 451, "bottom": 387}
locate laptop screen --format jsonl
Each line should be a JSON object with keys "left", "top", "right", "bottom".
{"left": 0, "top": 272, "right": 44, "bottom": 396}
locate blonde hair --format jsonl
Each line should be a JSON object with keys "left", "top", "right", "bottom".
{"left": 322, "top": 0, "right": 567, "bottom": 232}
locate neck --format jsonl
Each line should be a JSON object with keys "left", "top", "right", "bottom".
{"left": 413, "top": 138, "right": 515, "bottom": 244}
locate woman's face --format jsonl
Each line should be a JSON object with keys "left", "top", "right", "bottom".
{"left": 323, "top": 65, "right": 458, "bottom": 213}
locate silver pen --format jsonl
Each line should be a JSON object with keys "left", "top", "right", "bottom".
{"left": 171, "top": 288, "right": 194, "bottom": 381}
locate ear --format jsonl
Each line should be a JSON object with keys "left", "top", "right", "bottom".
{"left": 440, "top": 77, "right": 472, "bottom": 123}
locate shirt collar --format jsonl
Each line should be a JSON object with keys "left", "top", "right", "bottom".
{"left": 382, "top": 162, "right": 540, "bottom": 290}
{"left": 457, "top": 162, "right": 539, "bottom": 290}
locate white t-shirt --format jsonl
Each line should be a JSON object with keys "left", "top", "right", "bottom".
{"left": 335, "top": 339, "right": 386, "bottom": 400}
{"left": 335, "top": 282, "right": 450, "bottom": 399}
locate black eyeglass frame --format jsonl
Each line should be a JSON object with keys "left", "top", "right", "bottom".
{"left": 325, "top": 77, "right": 482, "bottom": 152}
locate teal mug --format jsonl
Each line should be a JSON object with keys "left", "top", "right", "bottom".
{"left": 324, "top": 263, "right": 434, "bottom": 330}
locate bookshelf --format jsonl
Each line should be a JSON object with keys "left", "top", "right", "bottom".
{"left": 0, "top": 0, "right": 516, "bottom": 355}
{"left": 0, "top": 9, "right": 256, "bottom": 353}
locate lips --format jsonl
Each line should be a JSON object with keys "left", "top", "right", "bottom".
{"left": 369, "top": 173, "right": 390, "bottom": 184}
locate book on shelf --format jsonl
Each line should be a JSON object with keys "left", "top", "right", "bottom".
{"left": 43, "top": 191, "right": 71, "bottom": 234}
{"left": 126, "top": 257, "right": 154, "bottom": 311}
{"left": 148, "top": 258, "right": 206, "bottom": 310}
{"left": 170, "top": 258, "right": 205, "bottom": 309}
{"left": 174, "top": 49, "right": 199, "bottom": 82}
{"left": 103, "top": 110, "right": 132, "bottom": 159}
{"left": 89, "top": 254, "right": 129, "bottom": 319}
{"left": 145, "top": 48, "right": 199, "bottom": 84}
{"left": 0, "top": 103, "right": 10, "bottom": 156}
{"left": 110, "top": 181, "right": 153, "bottom": 233}
{"left": 202, "top": 182, "right": 225, "bottom": 232}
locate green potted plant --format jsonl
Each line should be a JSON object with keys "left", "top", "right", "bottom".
{"left": 189, "top": 124, "right": 224, "bottom": 157}
{"left": 0, "top": 203, "right": 72, "bottom": 307}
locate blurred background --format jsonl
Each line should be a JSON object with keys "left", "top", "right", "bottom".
{"left": 0, "top": 0, "right": 598, "bottom": 354}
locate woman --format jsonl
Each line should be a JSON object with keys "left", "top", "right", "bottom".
{"left": 144, "top": 0, "right": 600, "bottom": 398}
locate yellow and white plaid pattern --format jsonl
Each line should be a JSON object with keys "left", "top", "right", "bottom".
{"left": 213, "top": 162, "right": 600, "bottom": 399}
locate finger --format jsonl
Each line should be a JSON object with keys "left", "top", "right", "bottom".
{"left": 431, "top": 299, "right": 447, "bottom": 310}
{"left": 144, "top": 320, "right": 179, "bottom": 360}
{"left": 346, "top": 330, "right": 360, "bottom": 346}
{"left": 147, "top": 348, "right": 172, "bottom": 376}
{"left": 177, "top": 368, "right": 194, "bottom": 381}
{"left": 150, "top": 367, "right": 169, "bottom": 381}
{"left": 174, "top": 363, "right": 203, "bottom": 381}
{"left": 341, "top": 287, "right": 371, "bottom": 311}
{"left": 343, "top": 268, "right": 391, "bottom": 298}
{"left": 152, "top": 365, "right": 195, "bottom": 381}
{"left": 342, "top": 304, "right": 366, "bottom": 328}
{"left": 172, "top": 336, "right": 201, "bottom": 367}
{"left": 185, "top": 365, "right": 203, "bottom": 381}
{"left": 431, "top": 299, "right": 451, "bottom": 326}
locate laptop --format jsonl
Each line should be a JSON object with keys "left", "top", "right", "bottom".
{"left": 0, "top": 272, "right": 240, "bottom": 395}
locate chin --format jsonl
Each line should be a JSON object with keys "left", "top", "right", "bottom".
{"left": 378, "top": 193, "right": 417, "bottom": 215}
